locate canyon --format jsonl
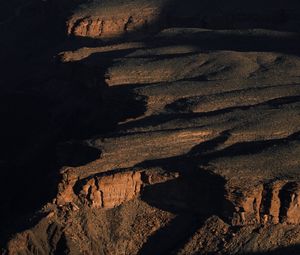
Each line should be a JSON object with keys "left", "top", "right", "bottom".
{"left": 1, "top": 0, "right": 300, "bottom": 254}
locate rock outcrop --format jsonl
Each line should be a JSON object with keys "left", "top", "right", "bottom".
{"left": 66, "top": 0, "right": 163, "bottom": 39}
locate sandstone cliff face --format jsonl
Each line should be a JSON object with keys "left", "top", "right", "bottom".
{"left": 226, "top": 181, "right": 300, "bottom": 226}
{"left": 78, "top": 171, "right": 143, "bottom": 208}
{"left": 67, "top": 14, "right": 159, "bottom": 39}
{"left": 56, "top": 169, "right": 180, "bottom": 208}
{"left": 66, "top": 1, "right": 162, "bottom": 39}
{"left": 55, "top": 168, "right": 300, "bottom": 228}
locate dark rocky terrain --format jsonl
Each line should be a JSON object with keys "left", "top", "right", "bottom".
{"left": 2, "top": 0, "right": 300, "bottom": 254}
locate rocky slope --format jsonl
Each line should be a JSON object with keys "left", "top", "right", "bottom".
{"left": 2, "top": 0, "right": 300, "bottom": 254}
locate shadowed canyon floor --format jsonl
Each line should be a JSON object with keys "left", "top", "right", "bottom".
{"left": 2, "top": 0, "right": 300, "bottom": 254}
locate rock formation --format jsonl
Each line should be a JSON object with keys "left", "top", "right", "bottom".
{"left": 2, "top": 0, "right": 300, "bottom": 254}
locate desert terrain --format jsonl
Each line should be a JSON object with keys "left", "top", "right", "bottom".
{"left": 1, "top": 0, "right": 300, "bottom": 254}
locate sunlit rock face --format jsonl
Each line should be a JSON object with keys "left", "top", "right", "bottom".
{"left": 67, "top": 0, "right": 163, "bottom": 39}
{"left": 70, "top": 171, "right": 143, "bottom": 209}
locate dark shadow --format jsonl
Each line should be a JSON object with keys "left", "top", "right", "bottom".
{"left": 0, "top": 46, "right": 147, "bottom": 247}
{"left": 242, "top": 244, "right": 300, "bottom": 255}
{"left": 151, "top": 29, "right": 300, "bottom": 56}
{"left": 54, "top": 233, "right": 70, "bottom": 255}
{"left": 137, "top": 132, "right": 233, "bottom": 254}
{"left": 161, "top": 0, "right": 300, "bottom": 32}
{"left": 0, "top": 5, "right": 147, "bottom": 248}
{"left": 56, "top": 142, "right": 101, "bottom": 167}
{"left": 278, "top": 182, "right": 299, "bottom": 223}
{"left": 139, "top": 169, "right": 229, "bottom": 254}
{"left": 138, "top": 214, "right": 205, "bottom": 255}
{"left": 193, "top": 244, "right": 300, "bottom": 254}
{"left": 142, "top": 170, "right": 227, "bottom": 215}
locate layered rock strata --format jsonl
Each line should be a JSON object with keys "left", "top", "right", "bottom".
{"left": 4, "top": 1, "right": 300, "bottom": 254}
